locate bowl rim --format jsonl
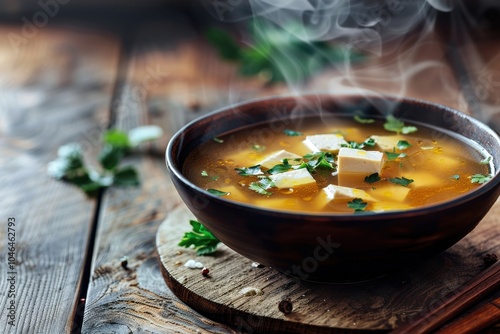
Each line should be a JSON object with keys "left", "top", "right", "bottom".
{"left": 166, "top": 93, "right": 500, "bottom": 220}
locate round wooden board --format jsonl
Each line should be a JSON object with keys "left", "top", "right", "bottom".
{"left": 156, "top": 202, "right": 500, "bottom": 333}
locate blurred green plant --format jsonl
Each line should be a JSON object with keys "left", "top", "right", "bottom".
{"left": 206, "top": 19, "right": 364, "bottom": 84}
{"left": 47, "top": 126, "right": 163, "bottom": 197}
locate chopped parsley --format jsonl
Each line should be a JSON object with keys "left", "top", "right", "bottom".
{"left": 451, "top": 174, "right": 460, "bottom": 180}
{"left": 178, "top": 220, "right": 220, "bottom": 255}
{"left": 480, "top": 156, "right": 492, "bottom": 165}
{"left": 249, "top": 177, "right": 274, "bottom": 196}
{"left": 385, "top": 151, "right": 407, "bottom": 161}
{"left": 384, "top": 115, "right": 418, "bottom": 135}
{"left": 303, "top": 152, "right": 336, "bottom": 171}
{"left": 343, "top": 138, "right": 376, "bottom": 149}
{"left": 267, "top": 159, "right": 293, "bottom": 175}
{"left": 283, "top": 129, "right": 303, "bottom": 136}
{"left": 207, "top": 188, "right": 229, "bottom": 196}
{"left": 251, "top": 144, "right": 266, "bottom": 152}
{"left": 365, "top": 173, "right": 381, "bottom": 184}
{"left": 470, "top": 174, "right": 492, "bottom": 184}
{"left": 347, "top": 198, "right": 368, "bottom": 212}
{"left": 201, "top": 170, "right": 209, "bottom": 177}
{"left": 235, "top": 165, "right": 263, "bottom": 176}
{"left": 396, "top": 140, "right": 411, "bottom": 150}
{"left": 213, "top": 137, "right": 224, "bottom": 143}
{"left": 201, "top": 170, "right": 219, "bottom": 180}
{"left": 389, "top": 177, "right": 414, "bottom": 187}
{"left": 353, "top": 115, "right": 375, "bottom": 124}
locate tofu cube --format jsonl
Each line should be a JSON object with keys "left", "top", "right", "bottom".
{"left": 337, "top": 148, "right": 384, "bottom": 187}
{"left": 259, "top": 150, "right": 302, "bottom": 169}
{"left": 324, "top": 184, "right": 376, "bottom": 202}
{"left": 303, "top": 134, "right": 347, "bottom": 153}
{"left": 269, "top": 168, "right": 316, "bottom": 189}
{"left": 370, "top": 135, "right": 404, "bottom": 151}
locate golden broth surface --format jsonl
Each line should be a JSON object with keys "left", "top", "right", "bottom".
{"left": 183, "top": 116, "right": 490, "bottom": 213}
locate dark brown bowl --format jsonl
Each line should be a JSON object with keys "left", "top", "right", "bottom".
{"left": 166, "top": 94, "right": 500, "bottom": 282}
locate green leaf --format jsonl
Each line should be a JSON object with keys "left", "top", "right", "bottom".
{"left": 303, "top": 152, "right": 335, "bottom": 171}
{"left": 385, "top": 151, "right": 407, "bottom": 161}
{"left": 113, "top": 166, "right": 140, "bottom": 186}
{"left": 178, "top": 220, "right": 220, "bottom": 256}
{"left": 207, "top": 189, "right": 229, "bottom": 196}
{"left": 347, "top": 198, "right": 368, "bottom": 212}
{"left": 365, "top": 173, "right": 381, "bottom": 184}
{"left": 451, "top": 174, "right": 460, "bottom": 180}
{"left": 354, "top": 115, "right": 375, "bottom": 124}
{"left": 389, "top": 177, "right": 414, "bottom": 187}
{"left": 267, "top": 159, "right": 292, "bottom": 175}
{"left": 205, "top": 28, "right": 242, "bottom": 61}
{"left": 470, "top": 174, "right": 492, "bottom": 184}
{"left": 251, "top": 144, "right": 266, "bottom": 152}
{"left": 128, "top": 125, "right": 163, "bottom": 147}
{"left": 397, "top": 140, "right": 411, "bottom": 150}
{"left": 344, "top": 138, "right": 376, "bottom": 149}
{"left": 99, "top": 144, "right": 126, "bottom": 171}
{"left": 384, "top": 115, "right": 418, "bottom": 135}
{"left": 201, "top": 170, "right": 209, "bottom": 177}
{"left": 103, "top": 129, "right": 130, "bottom": 149}
{"left": 235, "top": 165, "right": 263, "bottom": 176}
{"left": 213, "top": 137, "right": 224, "bottom": 144}
{"left": 480, "top": 156, "right": 492, "bottom": 165}
{"left": 283, "top": 129, "right": 303, "bottom": 136}
{"left": 249, "top": 177, "right": 274, "bottom": 196}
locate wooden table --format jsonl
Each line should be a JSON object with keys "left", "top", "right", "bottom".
{"left": 0, "top": 6, "right": 499, "bottom": 333}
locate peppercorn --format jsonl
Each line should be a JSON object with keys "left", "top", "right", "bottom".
{"left": 483, "top": 253, "right": 498, "bottom": 268}
{"left": 202, "top": 267, "right": 210, "bottom": 277}
{"left": 120, "top": 256, "right": 129, "bottom": 270}
{"left": 278, "top": 299, "right": 293, "bottom": 315}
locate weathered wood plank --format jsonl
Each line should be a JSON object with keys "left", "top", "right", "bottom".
{"left": 0, "top": 25, "right": 120, "bottom": 333}
{"left": 81, "top": 14, "right": 242, "bottom": 334}
{"left": 157, "top": 200, "right": 499, "bottom": 333}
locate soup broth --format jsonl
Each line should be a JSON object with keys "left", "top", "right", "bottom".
{"left": 183, "top": 115, "right": 491, "bottom": 213}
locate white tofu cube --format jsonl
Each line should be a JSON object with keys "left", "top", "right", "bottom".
{"left": 370, "top": 135, "right": 404, "bottom": 151}
{"left": 258, "top": 150, "right": 302, "bottom": 169}
{"left": 337, "top": 148, "right": 384, "bottom": 187}
{"left": 337, "top": 148, "right": 384, "bottom": 174}
{"left": 303, "top": 134, "right": 347, "bottom": 153}
{"left": 324, "top": 184, "right": 376, "bottom": 201}
{"left": 269, "top": 168, "right": 316, "bottom": 189}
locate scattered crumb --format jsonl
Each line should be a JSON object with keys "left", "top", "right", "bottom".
{"left": 184, "top": 259, "right": 204, "bottom": 269}
{"left": 251, "top": 262, "right": 265, "bottom": 268}
{"left": 174, "top": 261, "right": 183, "bottom": 266}
{"left": 175, "top": 250, "right": 183, "bottom": 255}
{"left": 239, "top": 287, "right": 263, "bottom": 296}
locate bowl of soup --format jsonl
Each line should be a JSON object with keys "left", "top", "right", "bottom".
{"left": 166, "top": 94, "right": 500, "bottom": 282}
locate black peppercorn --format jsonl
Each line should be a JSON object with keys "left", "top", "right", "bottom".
{"left": 278, "top": 299, "right": 293, "bottom": 315}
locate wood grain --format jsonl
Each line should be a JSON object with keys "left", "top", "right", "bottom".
{"left": 157, "top": 201, "right": 499, "bottom": 333}
{"left": 0, "top": 25, "right": 120, "bottom": 333}
{"left": 81, "top": 14, "right": 241, "bottom": 334}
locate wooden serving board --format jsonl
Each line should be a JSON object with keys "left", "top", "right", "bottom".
{"left": 157, "top": 202, "right": 500, "bottom": 333}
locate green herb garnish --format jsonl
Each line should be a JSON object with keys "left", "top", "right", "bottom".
{"left": 451, "top": 174, "right": 460, "bottom": 180}
{"left": 397, "top": 140, "right": 411, "bottom": 150}
{"left": 178, "top": 220, "right": 220, "bottom": 255}
{"left": 385, "top": 151, "right": 407, "bottom": 161}
{"left": 389, "top": 177, "right": 414, "bottom": 187}
{"left": 249, "top": 177, "right": 274, "bottom": 196}
{"left": 251, "top": 144, "right": 266, "bottom": 152}
{"left": 268, "top": 159, "right": 293, "bottom": 175}
{"left": 365, "top": 173, "right": 381, "bottom": 184}
{"left": 343, "top": 138, "right": 376, "bottom": 149}
{"left": 303, "top": 152, "right": 336, "bottom": 171}
{"left": 283, "top": 129, "right": 303, "bottom": 136}
{"left": 347, "top": 198, "right": 368, "bottom": 212}
{"left": 235, "top": 165, "right": 263, "bottom": 176}
{"left": 207, "top": 189, "right": 229, "bottom": 196}
{"left": 384, "top": 115, "right": 418, "bottom": 134}
{"left": 353, "top": 115, "right": 375, "bottom": 124}
{"left": 47, "top": 126, "right": 163, "bottom": 196}
{"left": 213, "top": 137, "right": 224, "bottom": 143}
{"left": 470, "top": 174, "right": 492, "bottom": 184}
{"left": 480, "top": 156, "right": 492, "bottom": 165}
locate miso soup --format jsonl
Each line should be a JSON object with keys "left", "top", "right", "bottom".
{"left": 183, "top": 115, "right": 492, "bottom": 213}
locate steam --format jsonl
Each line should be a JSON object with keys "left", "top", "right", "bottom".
{"left": 204, "top": 0, "right": 500, "bottom": 129}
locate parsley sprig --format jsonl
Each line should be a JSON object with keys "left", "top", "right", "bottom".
{"left": 384, "top": 115, "right": 418, "bottom": 134}
{"left": 178, "top": 220, "right": 220, "bottom": 255}
{"left": 348, "top": 198, "right": 368, "bottom": 212}
{"left": 47, "top": 126, "right": 163, "bottom": 196}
